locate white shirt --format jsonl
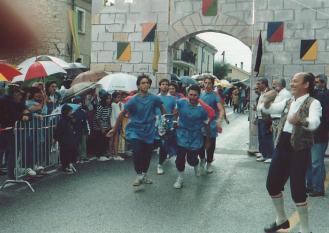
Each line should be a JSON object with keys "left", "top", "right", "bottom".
{"left": 111, "top": 102, "right": 123, "bottom": 128}
{"left": 261, "top": 94, "right": 322, "bottom": 133}
{"left": 271, "top": 88, "right": 292, "bottom": 118}
{"left": 256, "top": 88, "right": 269, "bottom": 118}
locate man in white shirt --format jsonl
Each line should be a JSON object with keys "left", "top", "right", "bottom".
{"left": 268, "top": 79, "right": 292, "bottom": 164}
{"left": 262, "top": 72, "right": 322, "bottom": 233}
{"left": 255, "top": 78, "right": 274, "bottom": 162}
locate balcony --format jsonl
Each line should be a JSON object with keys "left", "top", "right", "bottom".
{"left": 174, "top": 49, "right": 196, "bottom": 65}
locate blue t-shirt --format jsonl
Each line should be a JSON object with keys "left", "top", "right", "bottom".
{"left": 200, "top": 91, "right": 221, "bottom": 138}
{"left": 124, "top": 93, "right": 162, "bottom": 143}
{"left": 158, "top": 95, "right": 176, "bottom": 114}
{"left": 176, "top": 99, "right": 208, "bottom": 150}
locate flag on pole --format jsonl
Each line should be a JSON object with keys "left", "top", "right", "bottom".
{"left": 152, "top": 32, "right": 160, "bottom": 73}
{"left": 254, "top": 31, "right": 262, "bottom": 77}
{"left": 68, "top": 10, "right": 80, "bottom": 58}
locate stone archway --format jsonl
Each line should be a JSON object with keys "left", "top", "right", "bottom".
{"left": 169, "top": 12, "right": 252, "bottom": 48}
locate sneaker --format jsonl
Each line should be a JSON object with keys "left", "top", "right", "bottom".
{"left": 194, "top": 165, "right": 200, "bottom": 177}
{"left": 97, "top": 156, "right": 110, "bottom": 161}
{"left": 82, "top": 158, "right": 90, "bottom": 163}
{"left": 199, "top": 159, "right": 206, "bottom": 175}
{"left": 25, "top": 168, "right": 37, "bottom": 176}
{"left": 69, "top": 163, "right": 77, "bottom": 173}
{"left": 264, "top": 158, "right": 272, "bottom": 164}
{"left": 256, "top": 156, "right": 265, "bottom": 162}
{"left": 113, "top": 156, "right": 124, "bottom": 161}
{"left": 34, "top": 165, "right": 45, "bottom": 171}
{"left": 133, "top": 175, "right": 143, "bottom": 186}
{"left": 173, "top": 176, "right": 183, "bottom": 189}
{"left": 206, "top": 163, "right": 214, "bottom": 174}
{"left": 63, "top": 168, "right": 74, "bottom": 174}
{"left": 157, "top": 164, "right": 164, "bottom": 175}
{"left": 142, "top": 174, "right": 153, "bottom": 184}
{"left": 255, "top": 153, "right": 263, "bottom": 158}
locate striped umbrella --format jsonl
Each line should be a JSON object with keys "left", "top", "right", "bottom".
{"left": 24, "top": 61, "right": 67, "bottom": 81}
{"left": 0, "top": 63, "right": 22, "bottom": 82}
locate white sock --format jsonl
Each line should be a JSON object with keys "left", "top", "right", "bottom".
{"left": 178, "top": 171, "right": 184, "bottom": 179}
{"left": 271, "top": 193, "right": 287, "bottom": 225}
{"left": 296, "top": 203, "right": 310, "bottom": 233}
{"left": 200, "top": 159, "right": 206, "bottom": 166}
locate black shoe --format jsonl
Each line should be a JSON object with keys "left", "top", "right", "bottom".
{"left": 264, "top": 220, "right": 290, "bottom": 232}
{"left": 309, "top": 191, "right": 324, "bottom": 197}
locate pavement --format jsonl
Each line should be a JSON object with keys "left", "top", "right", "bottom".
{"left": 0, "top": 109, "right": 328, "bottom": 233}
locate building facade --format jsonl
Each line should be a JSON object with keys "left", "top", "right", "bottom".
{"left": 172, "top": 36, "right": 217, "bottom": 77}
{"left": 226, "top": 63, "right": 251, "bottom": 82}
{"left": 3, "top": 0, "right": 92, "bottom": 67}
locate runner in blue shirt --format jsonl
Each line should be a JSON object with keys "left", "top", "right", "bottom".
{"left": 156, "top": 79, "right": 177, "bottom": 175}
{"left": 108, "top": 75, "right": 166, "bottom": 188}
{"left": 173, "top": 84, "right": 211, "bottom": 189}
{"left": 199, "top": 76, "right": 224, "bottom": 174}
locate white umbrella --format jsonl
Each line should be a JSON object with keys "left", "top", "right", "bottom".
{"left": 13, "top": 56, "right": 69, "bottom": 82}
{"left": 98, "top": 73, "right": 137, "bottom": 92}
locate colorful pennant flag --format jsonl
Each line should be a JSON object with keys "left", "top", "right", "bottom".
{"left": 202, "top": 0, "right": 218, "bottom": 16}
{"left": 267, "top": 22, "right": 284, "bottom": 42}
{"left": 142, "top": 22, "right": 157, "bottom": 42}
{"left": 68, "top": 10, "right": 80, "bottom": 58}
{"left": 300, "top": 40, "right": 318, "bottom": 61}
{"left": 117, "top": 42, "right": 131, "bottom": 61}
{"left": 254, "top": 32, "right": 263, "bottom": 77}
{"left": 152, "top": 32, "right": 160, "bottom": 73}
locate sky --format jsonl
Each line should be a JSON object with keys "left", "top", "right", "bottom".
{"left": 197, "top": 32, "right": 252, "bottom": 72}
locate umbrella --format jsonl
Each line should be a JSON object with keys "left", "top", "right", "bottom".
{"left": 192, "top": 73, "right": 217, "bottom": 81}
{"left": 71, "top": 70, "right": 107, "bottom": 86}
{"left": 18, "top": 55, "right": 70, "bottom": 69}
{"left": 0, "top": 63, "right": 22, "bottom": 82}
{"left": 24, "top": 61, "right": 67, "bottom": 81}
{"left": 62, "top": 82, "right": 100, "bottom": 103}
{"left": 65, "top": 63, "right": 89, "bottom": 79}
{"left": 215, "top": 79, "right": 232, "bottom": 88}
{"left": 98, "top": 73, "right": 137, "bottom": 92}
{"left": 178, "top": 76, "right": 198, "bottom": 86}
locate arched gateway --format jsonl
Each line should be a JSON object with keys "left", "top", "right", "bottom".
{"left": 91, "top": 0, "right": 329, "bottom": 150}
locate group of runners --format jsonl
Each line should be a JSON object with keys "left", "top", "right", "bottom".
{"left": 108, "top": 74, "right": 224, "bottom": 189}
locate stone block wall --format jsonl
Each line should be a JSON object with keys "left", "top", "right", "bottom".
{"left": 254, "top": 0, "right": 329, "bottom": 82}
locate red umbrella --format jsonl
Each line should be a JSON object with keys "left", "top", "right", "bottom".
{"left": 0, "top": 63, "right": 22, "bottom": 81}
{"left": 24, "top": 61, "right": 67, "bottom": 81}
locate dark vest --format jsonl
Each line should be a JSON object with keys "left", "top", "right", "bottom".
{"left": 275, "top": 96, "right": 315, "bottom": 151}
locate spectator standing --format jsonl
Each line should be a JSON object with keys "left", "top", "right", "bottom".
{"left": 54, "top": 104, "right": 78, "bottom": 174}
{"left": 45, "top": 81, "right": 61, "bottom": 114}
{"left": 94, "top": 90, "right": 112, "bottom": 161}
{"left": 255, "top": 78, "right": 274, "bottom": 162}
{"left": 109, "top": 91, "right": 124, "bottom": 160}
{"left": 306, "top": 74, "right": 329, "bottom": 197}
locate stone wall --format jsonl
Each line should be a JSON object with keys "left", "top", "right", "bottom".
{"left": 254, "top": 0, "right": 329, "bottom": 81}
{"left": 4, "top": 0, "right": 91, "bottom": 67}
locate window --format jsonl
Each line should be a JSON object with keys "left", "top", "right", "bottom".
{"left": 76, "top": 7, "right": 86, "bottom": 34}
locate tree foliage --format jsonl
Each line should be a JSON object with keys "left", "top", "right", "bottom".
{"left": 213, "top": 62, "right": 230, "bottom": 80}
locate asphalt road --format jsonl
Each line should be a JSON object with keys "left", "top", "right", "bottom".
{"left": 0, "top": 109, "right": 328, "bottom": 233}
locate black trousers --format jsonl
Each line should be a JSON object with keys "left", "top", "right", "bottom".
{"left": 199, "top": 137, "right": 216, "bottom": 163}
{"left": 129, "top": 139, "right": 153, "bottom": 174}
{"left": 175, "top": 146, "right": 199, "bottom": 172}
{"left": 266, "top": 132, "right": 311, "bottom": 203}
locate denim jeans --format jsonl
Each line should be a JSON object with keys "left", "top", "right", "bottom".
{"left": 306, "top": 143, "right": 328, "bottom": 193}
{"left": 257, "top": 119, "right": 274, "bottom": 159}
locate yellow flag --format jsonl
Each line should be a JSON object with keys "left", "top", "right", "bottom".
{"left": 68, "top": 10, "right": 80, "bottom": 58}
{"left": 152, "top": 32, "right": 160, "bottom": 73}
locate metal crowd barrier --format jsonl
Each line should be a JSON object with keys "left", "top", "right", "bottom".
{"left": 0, "top": 114, "right": 61, "bottom": 192}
